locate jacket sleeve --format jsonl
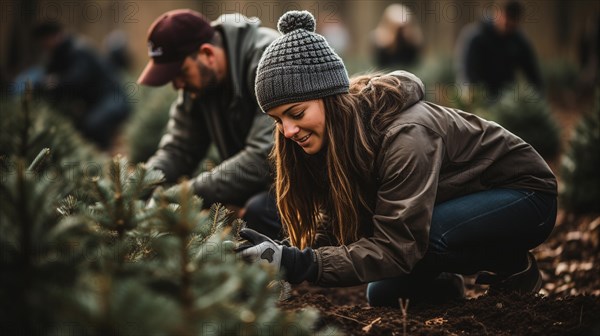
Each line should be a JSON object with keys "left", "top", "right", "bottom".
{"left": 517, "top": 34, "right": 543, "bottom": 92}
{"left": 191, "top": 110, "right": 274, "bottom": 206}
{"left": 454, "top": 24, "right": 479, "bottom": 85}
{"left": 146, "top": 91, "right": 210, "bottom": 183}
{"left": 463, "top": 34, "right": 484, "bottom": 85}
{"left": 314, "top": 124, "right": 445, "bottom": 287}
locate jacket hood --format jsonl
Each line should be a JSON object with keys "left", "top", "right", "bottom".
{"left": 388, "top": 70, "right": 425, "bottom": 111}
{"left": 214, "top": 14, "right": 259, "bottom": 100}
{"left": 214, "top": 14, "right": 280, "bottom": 101}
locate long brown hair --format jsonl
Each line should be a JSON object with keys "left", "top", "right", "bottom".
{"left": 272, "top": 74, "right": 412, "bottom": 248}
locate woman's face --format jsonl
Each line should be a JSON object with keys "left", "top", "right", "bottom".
{"left": 267, "top": 99, "right": 326, "bottom": 154}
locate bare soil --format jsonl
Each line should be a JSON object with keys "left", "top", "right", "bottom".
{"left": 279, "top": 213, "right": 600, "bottom": 336}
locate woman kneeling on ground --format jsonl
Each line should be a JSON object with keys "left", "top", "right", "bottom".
{"left": 237, "top": 10, "right": 557, "bottom": 307}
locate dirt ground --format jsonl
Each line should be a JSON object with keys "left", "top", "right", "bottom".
{"left": 279, "top": 213, "right": 600, "bottom": 335}
{"left": 279, "top": 102, "right": 600, "bottom": 335}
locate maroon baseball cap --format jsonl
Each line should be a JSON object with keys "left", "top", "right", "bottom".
{"left": 137, "top": 9, "right": 215, "bottom": 86}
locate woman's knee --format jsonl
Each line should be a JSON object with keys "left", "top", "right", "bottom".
{"left": 367, "top": 273, "right": 464, "bottom": 307}
{"left": 526, "top": 192, "right": 557, "bottom": 249}
{"left": 367, "top": 281, "right": 400, "bottom": 307}
{"left": 243, "top": 193, "right": 266, "bottom": 223}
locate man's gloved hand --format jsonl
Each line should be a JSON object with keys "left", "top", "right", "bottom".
{"left": 236, "top": 228, "right": 318, "bottom": 284}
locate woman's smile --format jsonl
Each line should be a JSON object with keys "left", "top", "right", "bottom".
{"left": 295, "top": 132, "right": 312, "bottom": 145}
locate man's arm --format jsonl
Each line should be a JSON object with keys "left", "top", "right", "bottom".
{"left": 463, "top": 35, "right": 485, "bottom": 85}
{"left": 191, "top": 110, "right": 273, "bottom": 207}
{"left": 146, "top": 91, "right": 210, "bottom": 183}
{"left": 518, "top": 35, "right": 543, "bottom": 92}
{"left": 456, "top": 24, "right": 482, "bottom": 86}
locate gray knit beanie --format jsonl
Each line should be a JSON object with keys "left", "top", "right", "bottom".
{"left": 255, "top": 10, "right": 350, "bottom": 112}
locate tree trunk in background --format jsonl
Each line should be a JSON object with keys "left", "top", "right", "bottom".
{"left": 4, "top": 0, "right": 37, "bottom": 83}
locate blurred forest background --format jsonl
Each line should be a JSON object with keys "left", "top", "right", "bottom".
{"left": 2, "top": 1, "right": 598, "bottom": 153}
{"left": 1, "top": 0, "right": 598, "bottom": 76}
{"left": 2, "top": 1, "right": 598, "bottom": 152}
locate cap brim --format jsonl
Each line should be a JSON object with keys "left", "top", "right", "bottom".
{"left": 137, "top": 60, "right": 183, "bottom": 86}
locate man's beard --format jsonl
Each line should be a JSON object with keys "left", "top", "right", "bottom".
{"left": 196, "top": 61, "right": 221, "bottom": 98}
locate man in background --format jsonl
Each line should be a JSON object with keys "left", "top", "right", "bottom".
{"left": 32, "top": 21, "right": 131, "bottom": 150}
{"left": 455, "top": 0, "right": 543, "bottom": 98}
{"left": 138, "top": 9, "right": 281, "bottom": 238}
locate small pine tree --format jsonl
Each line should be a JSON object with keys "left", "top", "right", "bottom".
{"left": 64, "top": 157, "right": 329, "bottom": 335}
{"left": 0, "top": 152, "right": 88, "bottom": 335}
{"left": 560, "top": 91, "right": 600, "bottom": 214}
{"left": 124, "top": 85, "right": 174, "bottom": 164}
{"left": 411, "top": 55, "right": 456, "bottom": 105}
{"left": 1, "top": 154, "right": 332, "bottom": 335}
{"left": 0, "top": 89, "right": 106, "bottom": 199}
{"left": 487, "top": 84, "right": 561, "bottom": 160}
{"left": 1, "top": 90, "right": 336, "bottom": 335}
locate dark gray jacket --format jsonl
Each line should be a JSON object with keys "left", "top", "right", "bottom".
{"left": 147, "top": 15, "right": 279, "bottom": 206}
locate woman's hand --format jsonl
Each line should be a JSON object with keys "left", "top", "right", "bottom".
{"left": 236, "top": 228, "right": 319, "bottom": 284}
{"left": 236, "top": 228, "right": 284, "bottom": 272}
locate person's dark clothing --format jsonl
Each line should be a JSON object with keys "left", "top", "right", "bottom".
{"left": 44, "top": 36, "right": 130, "bottom": 149}
{"left": 146, "top": 15, "right": 279, "bottom": 208}
{"left": 456, "top": 20, "right": 543, "bottom": 96}
{"left": 243, "top": 191, "right": 283, "bottom": 240}
{"left": 374, "top": 32, "right": 420, "bottom": 68}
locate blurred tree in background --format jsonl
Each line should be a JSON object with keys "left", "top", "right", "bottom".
{"left": 124, "top": 84, "right": 174, "bottom": 164}
{"left": 487, "top": 83, "right": 562, "bottom": 161}
{"left": 560, "top": 90, "right": 600, "bottom": 214}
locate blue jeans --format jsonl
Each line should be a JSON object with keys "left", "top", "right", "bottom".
{"left": 367, "top": 188, "right": 557, "bottom": 306}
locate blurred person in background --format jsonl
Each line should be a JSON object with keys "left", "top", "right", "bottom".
{"left": 103, "top": 30, "right": 133, "bottom": 75}
{"left": 31, "top": 21, "right": 131, "bottom": 150}
{"left": 455, "top": 0, "right": 543, "bottom": 98}
{"left": 138, "top": 9, "right": 282, "bottom": 238}
{"left": 372, "top": 4, "right": 423, "bottom": 69}
{"left": 318, "top": 13, "right": 351, "bottom": 56}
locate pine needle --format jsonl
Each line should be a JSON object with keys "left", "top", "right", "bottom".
{"left": 27, "top": 148, "right": 50, "bottom": 172}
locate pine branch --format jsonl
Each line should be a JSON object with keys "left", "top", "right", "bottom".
{"left": 111, "top": 157, "right": 127, "bottom": 238}
{"left": 27, "top": 148, "right": 50, "bottom": 172}
{"left": 19, "top": 83, "right": 32, "bottom": 158}
{"left": 91, "top": 178, "right": 112, "bottom": 216}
